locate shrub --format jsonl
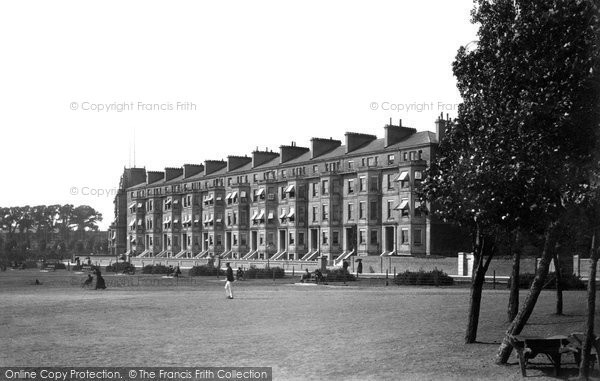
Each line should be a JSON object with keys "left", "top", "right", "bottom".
{"left": 188, "top": 265, "right": 224, "bottom": 277}
{"left": 507, "top": 272, "right": 585, "bottom": 290}
{"left": 325, "top": 268, "right": 356, "bottom": 282}
{"left": 141, "top": 264, "right": 172, "bottom": 274}
{"left": 106, "top": 262, "right": 136, "bottom": 274}
{"left": 244, "top": 266, "right": 285, "bottom": 279}
{"left": 393, "top": 268, "right": 453, "bottom": 286}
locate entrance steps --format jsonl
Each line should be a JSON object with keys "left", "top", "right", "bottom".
{"left": 271, "top": 250, "right": 287, "bottom": 260}
{"left": 301, "top": 249, "right": 320, "bottom": 261}
{"left": 334, "top": 249, "right": 355, "bottom": 266}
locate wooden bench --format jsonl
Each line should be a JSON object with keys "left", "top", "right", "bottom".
{"left": 509, "top": 335, "right": 570, "bottom": 377}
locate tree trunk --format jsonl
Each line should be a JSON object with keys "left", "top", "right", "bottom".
{"left": 496, "top": 223, "right": 557, "bottom": 364}
{"left": 579, "top": 230, "right": 598, "bottom": 380}
{"left": 465, "top": 230, "right": 495, "bottom": 344}
{"left": 553, "top": 248, "right": 563, "bottom": 315}
{"left": 508, "top": 231, "right": 521, "bottom": 321}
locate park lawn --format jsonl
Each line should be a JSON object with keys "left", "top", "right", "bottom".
{"left": 0, "top": 270, "right": 598, "bottom": 380}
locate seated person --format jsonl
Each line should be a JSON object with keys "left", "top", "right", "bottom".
{"left": 174, "top": 266, "right": 182, "bottom": 277}
{"left": 300, "top": 269, "right": 311, "bottom": 283}
{"left": 236, "top": 267, "right": 244, "bottom": 280}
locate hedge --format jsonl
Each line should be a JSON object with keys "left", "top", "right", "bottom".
{"left": 188, "top": 265, "right": 225, "bottom": 277}
{"left": 244, "top": 266, "right": 285, "bottom": 279}
{"left": 325, "top": 268, "right": 356, "bottom": 282}
{"left": 393, "top": 268, "right": 454, "bottom": 286}
{"left": 141, "top": 264, "right": 172, "bottom": 274}
{"left": 106, "top": 262, "right": 136, "bottom": 274}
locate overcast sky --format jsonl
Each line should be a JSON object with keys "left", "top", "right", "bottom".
{"left": 0, "top": 1, "right": 478, "bottom": 229}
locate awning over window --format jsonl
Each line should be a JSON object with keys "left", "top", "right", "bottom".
{"left": 226, "top": 192, "right": 232, "bottom": 200}
{"left": 130, "top": 236, "right": 136, "bottom": 242}
{"left": 284, "top": 184, "right": 295, "bottom": 193}
{"left": 395, "top": 200, "right": 409, "bottom": 210}
{"left": 267, "top": 212, "right": 274, "bottom": 220}
{"left": 240, "top": 191, "right": 247, "bottom": 198}
{"left": 279, "top": 210, "right": 287, "bottom": 219}
{"left": 165, "top": 197, "right": 172, "bottom": 205}
{"left": 216, "top": 218, "right": 222, "bottom": 223}
{"left": 287, "top": 208, "right": 295, "bottom": 218}
{"left": 111, "top": 232, "right": 116, "bottom": 239}
{"left": 231, "top": 191, "right": 238, "bottom": 199}
{"left": 164, "top": 216, "right": 172, "bottom": 223}
{"left": 129, "top": 202, "right": 136, "bottom": 208}
{"left": 257, "top": 210, "right": 265, "bottom": 220}
{"left": 251, "top": 210, "right": 259, "bottom": 220}
{"left": 194, "top": 216, "right": 200, "bottom": 223}
{"left": 398, "top": 171, "right": 409, "bottom": 181}
{"left": 208, "top": 215, "right": 214, "bottom": 223}
{"left": 256, "top": 188, "right": 265, "bottom": 196}
{"left": 173, "top": 219, "right": 179, "bottom": 224}
{"left": 137, "top": 202, "right": 143, "bottom": 208}
{"left": 173, "top": 199, "right": 179, "bottom": 204}
{"left": 129, "top": 220, "right": 136, "bottom": 226}
{"left": 204, "top": 215, "right": 209, "bottom": 222}
{"left": 137, "top": 219, "right": 144, "bottom": 226}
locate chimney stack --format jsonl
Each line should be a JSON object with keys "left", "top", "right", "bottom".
{"left": 252, "top": 150, "right": 280, "bottom": 168}
{"left": 280, "top": 144, "right": 310, "bottom": 164}
{"left": 345, "top": 132, "right": 377, "bottom": 153}
{"left": 310, "top": 137, "right": 342, "bottom": 159}
{"left": 147, "top": 171, "right": 164, "bottom": 184}
{"left": 227, "top": 156, "right": 252, "bottom": 171}
{"left": 164, "top": 167, "right": 183, "bottom": 182}
{"left": 204, "top": 160, "right": 227, "bottom": 175}
{"left": 435, "top": 112, "right": 447, "bottom": 143}
{"left": 183, "top": 164, "right": 204, "bottom": 179}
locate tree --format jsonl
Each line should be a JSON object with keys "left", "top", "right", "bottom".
{"left": 422, "top": 0, "right": 600, "bottom": 346}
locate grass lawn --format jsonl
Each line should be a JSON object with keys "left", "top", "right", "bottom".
{"left": 0, "top": 270, "right": 598, "bottom": 380}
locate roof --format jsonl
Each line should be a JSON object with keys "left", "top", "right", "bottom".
{"left": 126, "top": 128, "right": 438, "bottom": 190}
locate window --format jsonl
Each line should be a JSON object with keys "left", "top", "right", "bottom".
{"left": 370, "top": 201, "right": 378, "bottom": 220}
{"left": 401, "top": 198, "right": 410, "bottom": 217}
{"left": 418, "top": 150, "right": 423, "bottom": 160}
{"left": 409, "top": 151, "right": 416, "bottom": 160}
{"left": 233, "top": 234, "right": 238, "bottom": 245}
{"left": 359, "top": 177, "right": 366, "bottom": 192}
{"left": 399, "top": 171, "right": 409, "bottom": 188}
{"left": 403, "top": 152, "right": 408, "bottom": 161}
{"left": 281, "top": 186, "right": 286, "bottom": 200}
{"left": 414, "top": 200, "right": 423, "bottom": 217}
{"left": 348, "top": 179, "right": 355, "bottom": 194}
{"left": 401, "top": 228, "right": 409, "bottom": 244}
{"left": 233, "top": 211, "right": 238, "bottom": 225}
{"left": 414, "top": 170, "right": 423, "bottom": 186}
{"left": 367, "top": 157, "right": 375, "bottom": 166}
{"left": 370, "top": 230, "right": 378, "bottom": 245}
{"left": 414, "top": 229, "right": 422, "bottom": 245}
{"left": 348, "top": 161, "right": 354, "bottom": 169}
{"left": 387, "top": 200, "right": 394, "bottom": 219}
{"left": 332, "top": 231, "right": 339, "bottom": 245}
{"left": 298, "top": 232, "right": 305, "bottom": 245}
{"left": 347, "top": 203, "right": 354, "bottom": 220}
{"left": 267, "top": 233, "right": 274, "bottom": 246}
{"left": 312, "top": 206, "right": 318, "bottom": 222}
{"left": 253, "top": 174, "right": 258, "bottom": 183}
{"left": 313, "top": 165, "right": 318, "bottom": 173}
{"left": 259, "top": 234, "right": 264, "bottom": 245}
{"left": 387, "top": 154, "right": 395, "bottom": 165}
{"left": 312, "top": 182, "right": 319, "bottom": 197}
{"left": 322, "top": 204, "right": 329, "bottom": 221}
{"left": 227, "top": 178, "right": 232, "bottom": 186}
{"left": 359, "top": 202, "right": 365, "bottom": 219}
{"left": 280, "top": 169, "right": 286, "bottom": 178}
{"left": 322, "top": 231, "right": 329, "bottom": 245}
{"left": 359, "top": 229, "right": 366, "bottom": 244}
{"left": 322, "top": 180, "right": 329, "bottom": 195}
{"left": 289, "top": 233, "right": 295, "bottom": 245}
{"left": 387, "top": 173, "right": 394, "bottom": 190}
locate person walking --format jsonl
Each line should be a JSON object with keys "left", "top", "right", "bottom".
{"left": 356, "top": 259, "right": 363, "bottom": 278}
{"left": 224, "top": 262, "right": 234, "bottom": 299}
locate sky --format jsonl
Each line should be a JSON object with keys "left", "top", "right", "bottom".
{"left": 0, "top": 1, "right": 478, "bottom": 230}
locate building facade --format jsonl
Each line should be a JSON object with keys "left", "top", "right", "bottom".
{"left": 109, "top": 116, "right": 458, "bottom": 262}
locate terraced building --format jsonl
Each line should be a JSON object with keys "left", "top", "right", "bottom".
{"left": 108, "top": 115, "right": 460, "bottom": 264}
